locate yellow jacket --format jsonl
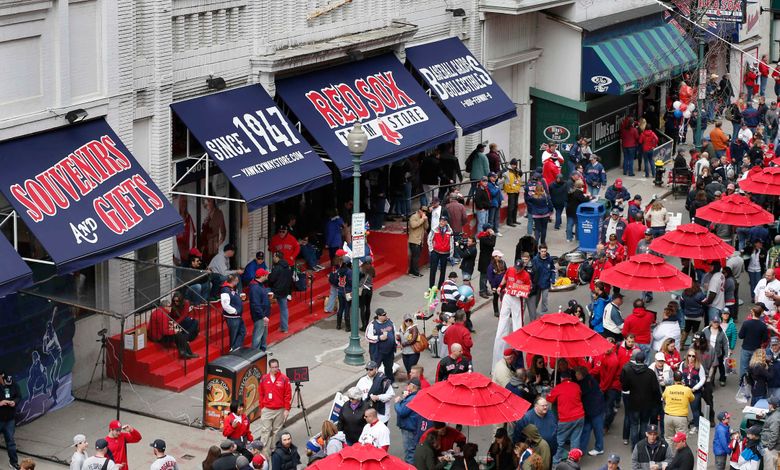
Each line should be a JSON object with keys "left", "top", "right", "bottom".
{"left": 504, "top": 170, "right": 522, "bottom": 194}
{"left": 662, "top": 383, "right": 694, "bottom": 417}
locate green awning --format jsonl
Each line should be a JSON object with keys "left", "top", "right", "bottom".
{"left": 582, "top": 23, "right": 698, "bottom": 95}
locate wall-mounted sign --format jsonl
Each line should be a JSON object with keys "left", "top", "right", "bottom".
{"left": 543, "top": 125, "right": 571, "bottom": 143}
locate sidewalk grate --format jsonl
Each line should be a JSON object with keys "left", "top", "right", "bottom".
{"left": 379, "top": 290, "right": 403, "bottom": 297}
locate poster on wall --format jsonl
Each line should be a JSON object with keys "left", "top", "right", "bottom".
{"left": 0, "top": 294, "right": 75, "bottom": 425}
{"left": 171, "top": 161, "right": 232, "bottom": 266}
{"left": 578, "top": 104, "right": 638, "bottom": 153}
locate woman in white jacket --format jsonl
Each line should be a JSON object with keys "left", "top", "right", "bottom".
{"left": 652, "top": 306, "right": 681, "bottom": 352}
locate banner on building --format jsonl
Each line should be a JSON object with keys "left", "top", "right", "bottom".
{"left": 0, "top": 294, "right": 75, "bottom": 425}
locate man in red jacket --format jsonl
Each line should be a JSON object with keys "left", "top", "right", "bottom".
{"left": 622, "top": 214, "right": 647, "bottom": 258}
{"left": 105, "top": 420, "right": 141, "bottom": 470}
{"left": 589, "top": 338, "right": 623, "bottom": 432}
{"left": 443, "top": 311, "right": 473, "bottom": 360}
{"left": 622, "top": 299, "right": 656, "bottom": 363}
{"left": 268, "top": 225, "right": 300, "bottom": 266}
{"left": 257, "top": 358, "right": 292, "bottom": 456}
{"left": 547, "top": 370, "right": 585, "bottom": 465}
{"left": 620, "top": 117, "right": 640, "bottom": 176}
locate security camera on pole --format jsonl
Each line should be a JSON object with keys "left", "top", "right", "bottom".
{"left": 344, "top": 123, "right": 368, "bottom": 366}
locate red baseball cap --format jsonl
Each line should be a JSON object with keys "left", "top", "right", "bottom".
{"left": 673, "top": 431, "right": 687, "bottom": 443}
{"left": 615, "top": 178, "right": 623, "bottom": 188}
{"left": 335, "top": 249, "right": 348, "bottom": 257}
{"left": 109, "top": 420, "right": 122, "bottom": 430}
{"left": 189, "top": 248, "right": 203, "bottom": 258}
{"left": 503, "top": 348, "right": 516, "bottom": 357}
{"left": 255, "top": 268, "right": 269, "bottom": 278}
{"left": 568, "top": 448, "right": 583, "bottom": 461}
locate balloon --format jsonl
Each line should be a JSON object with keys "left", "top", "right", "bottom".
{"left": 687, "top": 103, "right": 695, "bottom": 112}
{"left": 680, "top": 103, "right": 688, "bottom": 112}
{"left": 673, "top": 101, "right": 681, "bottom": 110}
{"left": 458, "top": 284, "right": 474, "bottom": 300}
{"left": 680, "top": 85, "right": 693, "bottom": 104}
{"left": 674, "top": 109, "right": 683, "bottom": 118}
{"left": 683, "top": 110, "right": 692, "bottom": 119}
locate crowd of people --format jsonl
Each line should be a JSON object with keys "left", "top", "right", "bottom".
{"left": 9, "top": 70, "right": 776, "bottom": 470}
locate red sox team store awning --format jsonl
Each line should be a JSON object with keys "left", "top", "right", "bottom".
{"left": 0, "top": 119, "right": 182, "bottom": 274}
{"left": 275, "top": 53, "right": 457, "bottom": 176}
{"left": 405, "top": 37, "right": 517, "bottom": 135}
{"left": 170, "top": 85, "right": 334, "bottom": 211}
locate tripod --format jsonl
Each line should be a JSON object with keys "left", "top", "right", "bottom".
{"left": 291, "top": 382, "right": 311, "bottom": 436}
{"left": 84, "top": 332, "right": 108, "bottom": 398}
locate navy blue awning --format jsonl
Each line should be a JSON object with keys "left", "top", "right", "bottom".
{"left": 171, "top": 85, "right": 333, "bottom": 211}
{"left": 276, "top": 54, "right": 457, "bottom": 176}
{"left": 406, "top": 37, "right": 517, "bottom": 135}
{"left": 0, "top": 119, "right": 182, "bottom": 274}
{"left": 0, "top": 237, "right": 32, "bottom": 298}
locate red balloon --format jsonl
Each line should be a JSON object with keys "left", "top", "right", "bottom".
{"left": 680, "top": 103, "right": 688, "bottom": 112}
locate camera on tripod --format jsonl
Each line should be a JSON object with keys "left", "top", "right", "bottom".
{"left": 96, "top": 328, "right": 108, "bottom": 343}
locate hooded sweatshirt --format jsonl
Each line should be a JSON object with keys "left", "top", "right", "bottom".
{"left": 622, "top": 308, "right": 656, "bottom": 344}
{"left": 620, "top": 361, "right": 662, "bottom": 410}
{"left": 522, "top": 424, "right": 551, "bottom": 470}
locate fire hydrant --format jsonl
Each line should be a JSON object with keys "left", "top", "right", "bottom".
{"left": 654, "top": 159, "right": 665, "bottom": 187}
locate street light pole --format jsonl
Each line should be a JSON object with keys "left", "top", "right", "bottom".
{"left": 345, "top": 123, "right": 368, "bottom": 366}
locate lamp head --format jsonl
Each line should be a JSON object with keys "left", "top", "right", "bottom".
{"left": 346, "top": 122, "right": 369, "bottom": 155}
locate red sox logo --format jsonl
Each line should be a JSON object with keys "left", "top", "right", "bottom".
{"left": 305, "top": 71, "right": 426, "bottom": 146}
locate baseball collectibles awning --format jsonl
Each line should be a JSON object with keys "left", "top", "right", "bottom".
{"left": 0, "top": 119, "right": 182, "bottom": 274}
{"left": 0, "top": 237, "right": 32, "bottom": 298}
{"left": 582, "top": 22, "right": 697, "bottom": 95}
{"left": 170, "top": 85, "right": 332, "bottom": 211}
{"left": 405, "top": 37, "right": 516, "bottom": 134}
{"left": 276, "top": 54, "right": 457, "bottom": 176}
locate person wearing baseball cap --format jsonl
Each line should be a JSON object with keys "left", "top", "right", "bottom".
{"left": 713, "top": 412, "right": 731, "bottom": 470}
{"left": 631, "top": 424, "right": 672, "bottom": 470}
{"left": 70, "top": 434, "right": 88, "bottom": 470}
{"left": 394, "top": 378, "right": 422, "bottom": 463}
{"left": 269, "top": 224, "right": 300, "bottom": 267}
{"left": 599, "top": 454, "right": 621, "bottom": 470}
{"left": 428, "top": 213, "right": 455, "bottom": 289}
{"left": 493, "top": 249, "right": 532, "bottom": 368}
{"left": 242, "top": 251, "right": 268, "bottom": 286}
{"left": 248, "top": 267, "right": 271, "bottom": 351}
{"left": 669, "top": 431, "right": 694, "bottom": 470}
{"left": 82, "top": 439, "right": 120, "bottom": 470}
{"left": 555, "top": 448, "right": 583, "bottom": 470}
{"left": 149, "top": 439, "right": 177, "bottom": 470}
{"left": 105, "top": 420, "right": 141, "bottom": 470}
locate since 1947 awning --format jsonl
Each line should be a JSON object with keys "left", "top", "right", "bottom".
{"left": 170, "top": 85, "right": 333, "bottom": 211}
{"left": 0, "top": 119, "right": 183, "bottom": 274}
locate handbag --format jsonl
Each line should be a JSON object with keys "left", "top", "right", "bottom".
{"left": 413, "top": 332, "right": 429, "bottom": 353}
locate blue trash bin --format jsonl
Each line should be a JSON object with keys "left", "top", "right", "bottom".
{"left": 577, "top": 202, "right": 606, "bottom": 253}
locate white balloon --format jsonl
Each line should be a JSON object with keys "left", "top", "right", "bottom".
{"left": 683, "top": 110, "right": 692, "bottom": 119}
{"left": 687, "top": 103, "right": 695, "bottom": 112}
{"left": 673, "top": 101, "right": 682, "bottom": 110}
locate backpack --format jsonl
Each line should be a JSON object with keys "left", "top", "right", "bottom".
{"left": 724, "top": 104, "right": 736, "bottom": 122}
{"left": 292, "top": 266, "right": 307, "bottom": 292}
{"left": 578, "top": 260, "right": 594, "bottom": 284}
{"left": 465, "top": 149, "right": 478, "bottom": 173}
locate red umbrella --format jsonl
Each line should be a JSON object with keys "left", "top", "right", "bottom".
{"left": 503, "top": 312, "right": 614, "bottom": 358}
{"left": 308, "top": 444, "right": 414, "bottom": 470}
{"left": 648, "top": 223, "right": 734, "bottom": 260}
{"left": 693, "top": 193, "right": 774, "bottom": 227}
{"left": 598, "top": 253, "right": 692, "bottom": 291}
{"left": 408, "top": 372, "right": 530, "bottom": 426}
{"left": 739, "top": 166, "right": 780, "bottom": 196}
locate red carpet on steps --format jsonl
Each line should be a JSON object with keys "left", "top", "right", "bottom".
{"left": 104, "top": 202, "right": 526, "bottom": 392}
{"left": 106, "top": 232, "right": 408, "bottom": 392}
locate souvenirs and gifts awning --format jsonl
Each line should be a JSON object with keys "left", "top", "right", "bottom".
{"left": 0, "top": 119, "right": 182, "bottom": 274}
{"left": 405, "top": 37, "right": 517, "bottom": 134}
{"left": 276, "top": 53, "right": 457, "bottom": 176}
{"left": 170, "top": 85, "right": 333, "bottom": 211}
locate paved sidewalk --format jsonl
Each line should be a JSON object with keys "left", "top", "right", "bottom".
{"left": 8, "top": 167, "right": 686, "bottom": 469}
